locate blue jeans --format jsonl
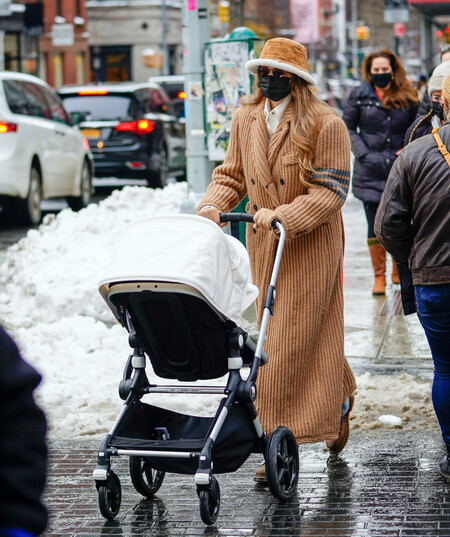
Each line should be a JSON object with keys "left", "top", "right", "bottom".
{"left": 415, "top": 284, "right": 450, "bottom": 444}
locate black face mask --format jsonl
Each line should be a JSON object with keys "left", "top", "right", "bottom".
{"left": 371, "top": 73, "right": 392, "bottom": 88}
{"left": 432, "top": 101, "right": 445, "bottom": 121}
{"left": 258, "top": 75, "right": 291, "bottom": 102}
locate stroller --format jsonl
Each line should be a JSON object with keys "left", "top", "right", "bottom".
{"left": 93, "top": 212, "right": 299, "bottom": 525}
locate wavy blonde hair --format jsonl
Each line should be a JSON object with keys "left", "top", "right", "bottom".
{"left": 442, "top": 74, "right": 450, "bottom": 116}
{"left": 240, "top": 74, "right": 334, "bottom": 188}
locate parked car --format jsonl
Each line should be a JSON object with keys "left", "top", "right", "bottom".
{"left": 148, "top": 75, "right": 186, "bottom": 118}
{"left": 0, "top": 72, "right": 94, "bottom": 225}
{"left": 58, "top": 82, "right": 186, "bottom": 188}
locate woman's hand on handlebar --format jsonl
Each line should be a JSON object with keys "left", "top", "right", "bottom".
{"left": 197, "top": 206, "right": 227, "bottom": 227}
{"left": 253, "top": 208, "right": 278, "bottom": 232}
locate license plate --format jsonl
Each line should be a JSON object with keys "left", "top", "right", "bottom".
{"left": 82, "top": 128, "right": 101, "bottom": 139}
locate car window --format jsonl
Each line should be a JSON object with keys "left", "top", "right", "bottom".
{"left": 60, "top": 94, "right": 138, "bottom": 121}
{"left": 22, "top": 82, "right": 52, "bottom": 120}
{"left": 39, "top": 86, "right": 69, "bottom": 124}
{"left": 2, "top": 80, "right": 31, "bottom": 115}
{"left": 148, "top": 88, "right": 172, "bottom": 114}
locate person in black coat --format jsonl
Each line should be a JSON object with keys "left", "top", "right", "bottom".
{"left": 342, "top": 49, "right": 418, "bottom": 296}
{"left": 405, "top": 61, "right": 450, "bottom": 145}
{"left": 0, "top": 325, "right": 47, "bottom": 537}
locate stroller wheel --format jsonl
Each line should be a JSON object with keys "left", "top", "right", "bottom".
{"left": 266, "top": 426, "right": 299, "bottom": 501}
{"left": 129, "top": 456, "right": 165, "bottom": 497}
{"left": 197, "top": 475, "right": 220, "bottom": 525}
{"left": 98, "top": 470, "right": 121, "bottom": 520}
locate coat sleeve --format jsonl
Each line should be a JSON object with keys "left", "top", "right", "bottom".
{"left": 342, "top": 88, "right": 371, "bottom": 158}
{"left": 0, "top": 326, "right": 48, "bottom": 535}
{"left": 374, "top": 152, "right": 414, "bottom": 263}
{"left": 273, "top": 116, "right": 351, "bottom": 240}
{"left": 197, "top": 107, "right": 247, "bottom": 213}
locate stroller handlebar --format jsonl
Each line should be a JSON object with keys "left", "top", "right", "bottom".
{"left": 219, "top": 212, "right": 255, "bottom": 224}
{"left": 219, "top": 212, "right": 282, "bottom": 231}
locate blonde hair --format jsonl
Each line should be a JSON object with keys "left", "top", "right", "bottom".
{"left": 442, "top": 73, "right": 450, "bottom": 106}
{"left": 240, "top": 74, "right": 333, "bottom": 188}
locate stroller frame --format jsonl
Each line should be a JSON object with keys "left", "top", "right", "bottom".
{"left": 93, "top": 213, "right": 299, "bottom": 525}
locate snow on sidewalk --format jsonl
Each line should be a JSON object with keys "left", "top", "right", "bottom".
{"left": 0, "top": 183, "right": 436, "bottom": 440}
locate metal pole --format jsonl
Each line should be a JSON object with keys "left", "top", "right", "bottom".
{"left": 336, "top": 0, "right": 346, "bottom": 77}
{"left": 182, "top": 0, "right": 215, "bottom": 201}
{"left": 162, "top": 0, "right": 169, "bottom": 75}
{"left": 351, "top": 0, "right": 358, "bottom": 78}
{"left": 0, "top": 31, "right": 5, "bottom": 71}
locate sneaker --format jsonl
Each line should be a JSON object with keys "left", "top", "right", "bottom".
{"left": 439, "top": 456, "right": 450, "bottom": 481}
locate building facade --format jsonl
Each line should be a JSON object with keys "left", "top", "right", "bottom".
{"left": 86, "top": 0, "right": 184, "bottom": 82}
{"left": 0, "top": 0, "right": 90, "bottom": 88}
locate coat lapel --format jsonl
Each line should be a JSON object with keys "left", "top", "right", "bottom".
{"left": 250, "top": 101, "right": 281, "bottom": 207}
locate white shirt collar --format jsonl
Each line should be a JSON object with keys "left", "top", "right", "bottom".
{"left": 264, "top": 95, "right": 292, "bottom": 138}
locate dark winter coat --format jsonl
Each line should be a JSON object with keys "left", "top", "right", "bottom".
{"left": 342, "top": 82, "right": 418, "bottom": 204}
{"left": 375, "top": 123, "right": 450, "bottom": 286}
{"left": 404, "top": 114, "right": 434, "bottom": 146}
{"left": 0, "top": 326, "right": 48, "bottom": 536}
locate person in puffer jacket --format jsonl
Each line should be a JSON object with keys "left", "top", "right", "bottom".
{"left": 343, "top": 49, "right": 418, "bottom": 296}
{"left": 374, "top": 72, "right": 450, "bottom": 483}
{"left": 404, "top": 61, "right": 450, "bottom": 146}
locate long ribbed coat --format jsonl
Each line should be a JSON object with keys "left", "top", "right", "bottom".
{"left": 198, "top": 99, "right": 357, "bottom": 444}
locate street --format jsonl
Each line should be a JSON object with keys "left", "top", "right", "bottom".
{"left": 0, "top": 179, "right": 149, "bottom": 254}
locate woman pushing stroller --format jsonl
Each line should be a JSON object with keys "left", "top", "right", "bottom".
{"left": 198, "top": 37, "right": 357, "bottom": 482}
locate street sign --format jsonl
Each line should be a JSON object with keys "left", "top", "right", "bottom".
{"left": 51, "top": 24, "right": 74, "bottom": 47}
{"left": 0, "top": 0, "right": 12, "bottom": 16}
{"left": 384, "top": 0, "right": 410, "bottom": 23}
{"left": 394, "top": 23, "right": 405, "bottom": 37}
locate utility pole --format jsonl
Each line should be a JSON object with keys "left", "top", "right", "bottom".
{"left": 182, "top": 0, "right": 215, "bottom": 204}
{"left": 162, "top": 0, "right": 169, "bottom": 75}
{"left": 351, "top": 0, "right": 358, "bottom": 78}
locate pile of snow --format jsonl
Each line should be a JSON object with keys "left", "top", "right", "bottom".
{"left": 0, "top": 183, "right": 437, "bottom": 440}
{"left": 351, "top": 372, "right": 436, "bottom": 433}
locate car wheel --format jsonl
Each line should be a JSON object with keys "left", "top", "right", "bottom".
{"left": 16, "top": 165, "right": 42, "bottom": 226}
{"left": 147, "top": 147, "right": 169, "bottom": 189}
{"left": 67, "top": 160, "right": 92, "bottom": 211}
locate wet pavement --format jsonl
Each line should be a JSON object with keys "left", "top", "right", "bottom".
{"left": 42, "top": 195, "right": 448, "bottom": 536}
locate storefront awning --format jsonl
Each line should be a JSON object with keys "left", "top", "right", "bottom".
{"left": 409, "top": 0, "right": 450, "bottom": 17}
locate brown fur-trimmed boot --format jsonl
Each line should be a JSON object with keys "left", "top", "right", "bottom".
{"left": 368, "top": 241, "right": 386, "bottom": 296}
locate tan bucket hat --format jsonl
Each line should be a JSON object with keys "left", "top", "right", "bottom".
{"left": 245, "top": 37, "right": 317, "bottom": 86}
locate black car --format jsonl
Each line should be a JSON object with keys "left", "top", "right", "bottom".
{"left": 58, "top": 82, "right": 186, "bottom": 188}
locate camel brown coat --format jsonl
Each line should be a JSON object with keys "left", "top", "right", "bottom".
{"left": 198, "top": 99, "right": 357, "bottom": 444}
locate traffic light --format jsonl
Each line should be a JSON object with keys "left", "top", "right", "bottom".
{"left": 356, "top": 25, "right": 370, "bottom": 40}
{"left": 218, "top": 0, "right": 230, "bottom": 24}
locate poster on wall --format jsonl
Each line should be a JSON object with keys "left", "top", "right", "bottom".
{"left": 204, "top": 40, "right": 259, "bottom": 161}
{"left": 290, "top": 0, "right": 319, "bottom": 44}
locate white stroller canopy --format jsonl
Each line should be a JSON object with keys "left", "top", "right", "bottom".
{"left": 99, "top": 214, "right": 259, "bottom": 326}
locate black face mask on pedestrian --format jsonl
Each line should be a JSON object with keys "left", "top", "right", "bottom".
{"left": 432, "top": 101, "right": 446, "bottom": 121}
{"left": 371, "top": 73, "right": 392, "bottom": 88}
{"left": 258, "top": 75, "right": 291, "bottom": 102}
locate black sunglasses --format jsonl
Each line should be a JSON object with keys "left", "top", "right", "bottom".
{"left": 441, "top": 44, "right": 450, "bottom": 53}
{"left": 257, "top": 66, "right": 290, "bottom": 79}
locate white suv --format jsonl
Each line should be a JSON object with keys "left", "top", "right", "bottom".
{"left": 0, "top": 72, "right": 94, "bottom": 225}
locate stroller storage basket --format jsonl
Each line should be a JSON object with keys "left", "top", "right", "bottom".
{"left": 110, "top": 402, "right": 260, "bottom": 474}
